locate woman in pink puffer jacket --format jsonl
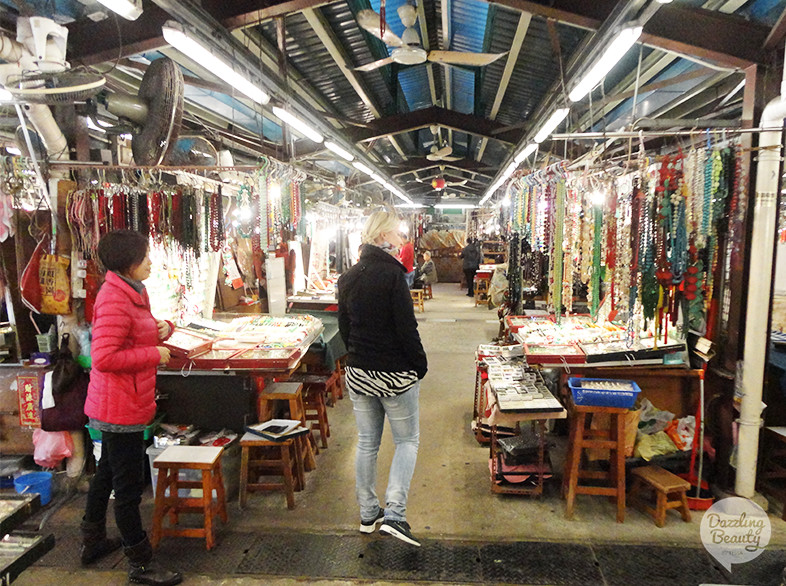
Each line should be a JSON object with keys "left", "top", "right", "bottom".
{"left": 81, "top": 230, "right": 181, "bottom": 586}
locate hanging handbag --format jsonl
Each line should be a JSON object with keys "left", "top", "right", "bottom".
{"left": 42, "top": 333, "right": 89, "bottom": 432}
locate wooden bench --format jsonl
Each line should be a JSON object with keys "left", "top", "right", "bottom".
{"left": 151, "top": 445, "right": 228, "bottom": 550}
{"left": 257, "top": 382, "right": 317, "bottom": 474}
{"left": 411, "top": 289, "right": 425, "bottom": 312}
{"left": 629, "top": 465, "right": 692, "bottom": 527}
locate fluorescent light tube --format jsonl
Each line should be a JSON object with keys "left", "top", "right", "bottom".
{"left": 534, "top": 107, "right": 570, "bottom": 143}
{"left": 396, "top": 203, "right": 425, "bottom": 208}
{"left": 87, "top": 119, "right": 106, "bottom": 133}
{"left": 0, "top": 88, "right": 13, "bottom": 101}
{"left": 6, "top": 146, "right": 21, "bottom": 155}
{"left": 272, "top": 106, "right": 324, "bottom": 143}
{"left": 162, "top": 22, "right": 270, "bottom": 105}
{"left": 324, "top": 140, "right": 354, "bottom": 161}
{"left": 514, "top": 143, "right": 537, "bottom": 165}
{"left": 569, "top": 25, "right": 642, "bottom": 102}
{"left": 370, "top": 173, "right": 386, "bottom": 185}
{"left": 501, "top": 161, "right": 518, "bottom": 179}
{"left": 435, "top": 203, "right": 476, "bottom": 209}
{"left": 96, "top": 0, "right": 142, "bottom": 20}
{"left": 353, "top": 161, "right": 373, "bottom": 175}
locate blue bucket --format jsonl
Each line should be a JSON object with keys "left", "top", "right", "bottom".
{"left": 14, "top": 471, "right": 53, "bottom": 505}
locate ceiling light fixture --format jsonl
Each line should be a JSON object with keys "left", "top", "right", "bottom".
{"left": 569, "top": 25, "right": 643, "bottom": 103}
{"left": 435, "top": 203, "right": 477, "bottom": 209}
{"left": 162, "top": 22, "right": 270, "bottom": 105}
{"left": 534, "top": 108, "right": 570, "bottom": 143}
{"left": 96, "top": 0, "right": 142, "bottom": 20}
{"left": 352, "top": 161, "right": 373, "bottom": 175}
{"left": 6, "top": 146, "right": 21, "bottom": 156}
{"left": 514, "top": 143, "right": 538, "bottom": 165}
{"left": 324, "top": 140, "right": 354, "bottom": 161}
{"left": 272, "top": 106, "right": 324, "bottom": 143}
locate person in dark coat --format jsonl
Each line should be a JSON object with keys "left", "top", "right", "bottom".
{"left": 460, "top": 238, "right": 481, "bottom": 297}
{"left": 338, "top": 209, "right": 428, "bottom": 547}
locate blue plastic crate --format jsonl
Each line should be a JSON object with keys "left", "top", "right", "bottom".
{"left": 568, "top": 377, "right": 641, "bottom": 409}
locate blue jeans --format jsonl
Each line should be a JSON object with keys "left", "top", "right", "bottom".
{"left": 350, "top": 383, "right": 420, "bottom": 523}
{"left": 405, "top": 270, "right": 415, "bottom": 288}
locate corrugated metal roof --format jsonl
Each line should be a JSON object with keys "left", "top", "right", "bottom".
{"left": 256, "top": 13, "right": 374, "bottom": 124}
{"left": 398, "top": 65, "right": 432, "bottom": 111}
{"left": 320, "top": 1, "right": 397, "bottom": 117}
{"left": 490, "top": 17, "right": 586, "bottom": 129}
{"left": 450, "top": 0, "right": 490, "bottom": 53}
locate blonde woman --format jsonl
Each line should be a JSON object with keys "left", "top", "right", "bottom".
{"left": 337, "top": 209, "right": 428, "bottom": 546}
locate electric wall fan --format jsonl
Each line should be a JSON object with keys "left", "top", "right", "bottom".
{"left": 356, "top": 4, "right": 506, "bottom": 72}
{"left": 5, "top": 17, "right": 105, "bottom": 105}
{"left": 95, "top": 57, "right": 185, "bottom": 166}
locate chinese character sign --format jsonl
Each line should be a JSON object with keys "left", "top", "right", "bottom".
{"left": 17, "top": 374, "right": 42, "bottom": 427}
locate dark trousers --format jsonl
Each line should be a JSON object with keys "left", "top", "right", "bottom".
{"left": 464, "top": 269, "right": 476, "bottom": 295}
{"left": 84, "top": 430, "right": 147, "bottom": 546}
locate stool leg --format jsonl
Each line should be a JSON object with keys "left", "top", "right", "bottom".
{"left": 202, "top": 469, "right": 214, "bottom": 550}
{"left": 679, "top": 491, "right": 692, "bottom": 523}
{"left": 320, "top": 394, "right": 331, "bottom": 438}
{"left": 151, "top": 467, "right": 169, "bottom": 549}
{"left": 655, "top": 490, "right": 667, "bottom": 527}
{"left": 562, "top": 412, "right": 581, "bottom": 499}
{"left": 214, "top": 463, "right": 228, "bottom": 523}
{"left": 168, "top": 469, "right": 180, "bottom": 526}
{"left": 281, "top": 444, "right": 295, "bottom": 510}
{"left": 613, "top": 413, "right": 626, "bottom": 523}
{"left": 239, "top": 446, "right": 250, "bottom": 509}
{"left": 565, "top": 412, "right": 586, "bottom": 519}
{"left": 293, "top": 439, "right": 305, "bottom": 491}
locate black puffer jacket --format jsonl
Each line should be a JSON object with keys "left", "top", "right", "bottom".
{"left": 338, "top": 244, "right": 428, "bottom": 379}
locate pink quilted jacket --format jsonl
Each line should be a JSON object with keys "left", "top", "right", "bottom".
{"left": 85, "top": 271, "right": 171, "bottom": 425}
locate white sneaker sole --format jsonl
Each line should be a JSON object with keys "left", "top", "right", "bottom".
{"left": 379, "top": 524, "right": 421, "bottom": 547}
{"left": 359, "top": 515, "right": 384, "bottom": 534}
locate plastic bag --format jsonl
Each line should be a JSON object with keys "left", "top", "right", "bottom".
{"left": 664, "top": 415, "right": 695, "bottom": 451}
{"left": 39, "top": 254, "right": 71, "bottom": 314}
{"left": 634, "top": 431, "right": 678, "bottom": 461}
{"left": 33, "top": 428, "right": 74, "bottom": 468}
{"left": 638, "top": 398, "right": 675, "bottom": 435}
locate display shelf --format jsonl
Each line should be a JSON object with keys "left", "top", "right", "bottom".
{"left": 0, "top": 494, "right": 54, "bottom": 584}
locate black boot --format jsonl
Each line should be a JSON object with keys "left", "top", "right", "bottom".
{"left": 80, "top": 517, "right": 122, "bottom": 565}
{"left": 124, "top": 536, "right": 182, "bottom": 586}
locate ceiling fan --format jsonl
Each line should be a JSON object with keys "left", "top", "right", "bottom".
{"left": 414, "top": 174, "right": 468, "bottom": 191}
{"left": 427, "top": 143, "right": 461, "bottom": 162}
{"left": 355, "top": 4, "right": 506, "bottom": 72}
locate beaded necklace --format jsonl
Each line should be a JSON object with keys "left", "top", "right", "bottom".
{"left": 236, "top": 183, "right": 254, "bottom": 239}
{"left": 209, "top": 187, "right": 224, "bottom": 252}
{"left": 552, "top": 179, "right": 566, "bottom": 322}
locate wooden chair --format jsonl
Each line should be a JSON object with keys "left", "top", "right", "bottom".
{"left": 562, "top": 404, "right": 627, "bottom": 522}
{"left": 411, "top": 289, "right": 425, "bottom": 312}
{"left": 629, "top": 465, "right": 691, "bottom": 527}
{"left": 423, "top": 283, "right": 433, "bottom": 300}
{"left": 151, "top": 445, "right": 228, "bottom": 550}
{"left": 239, "top": 432, "right": 302, "bottom": 509}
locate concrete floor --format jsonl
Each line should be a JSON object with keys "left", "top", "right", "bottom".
{"left": 10, "top": 281, "right": 786, "bottom": 584}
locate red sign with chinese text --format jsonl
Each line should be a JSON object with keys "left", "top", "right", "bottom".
{"left": 17, "top": 373, "right": 42, "bottom": 427}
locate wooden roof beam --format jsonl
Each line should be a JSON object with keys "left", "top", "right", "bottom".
{"left": 347, "top": 106, "right": 524, "bottom": 145}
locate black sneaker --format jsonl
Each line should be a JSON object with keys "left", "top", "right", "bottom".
{"left": 379, "top": 519, "right": 420, "bottom": 547}
{"left": 359, "top": 509, "right": 385, "bottom": 534}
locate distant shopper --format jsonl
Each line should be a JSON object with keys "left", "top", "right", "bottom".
{"left": 82, "top": 230, "right": 182, "bottom": 586}
{"left": 417, "top": 251, "right": 438, "bottom": 286}
{"left": 460, "top": 238, "right": 481, "bottom": 297}
{"left": 338, "top": 209, "right": 428, "bottom": 547}
{"left": 398, "top": 235, "right": 415, "bottom": 288}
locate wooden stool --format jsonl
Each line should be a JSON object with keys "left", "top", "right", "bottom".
{"left": 562, "top": 404, "right": 627, "bottom": 522}
{"left": 288, "top": 371, "right": 341, "bottom": 407}
{"left": 474, "top": 277, "right": 490, "bottom": 307}
{"left": 239, "top": 432, "right": 302, "bottom": 509}
{"left": 410, "top": 289, "right": 425, "bottom": 312}
{"left": 629, "top": 465, "right": 691, "bottom": 527}
{"left": 302, "top": 383, "right": 330, "bottom": 449}
{"left": 258, "top": 382, "right": 317, "bottom": 472}
{"left": 151, "top": 445, "right": 227, "bottom": 550}
{"left": 423, "top": 283, "right": 433, "bottom": 299}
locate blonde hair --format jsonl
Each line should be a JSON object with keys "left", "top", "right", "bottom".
{"left": 361, "top": 209, "right": 400, "bottom": 245}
